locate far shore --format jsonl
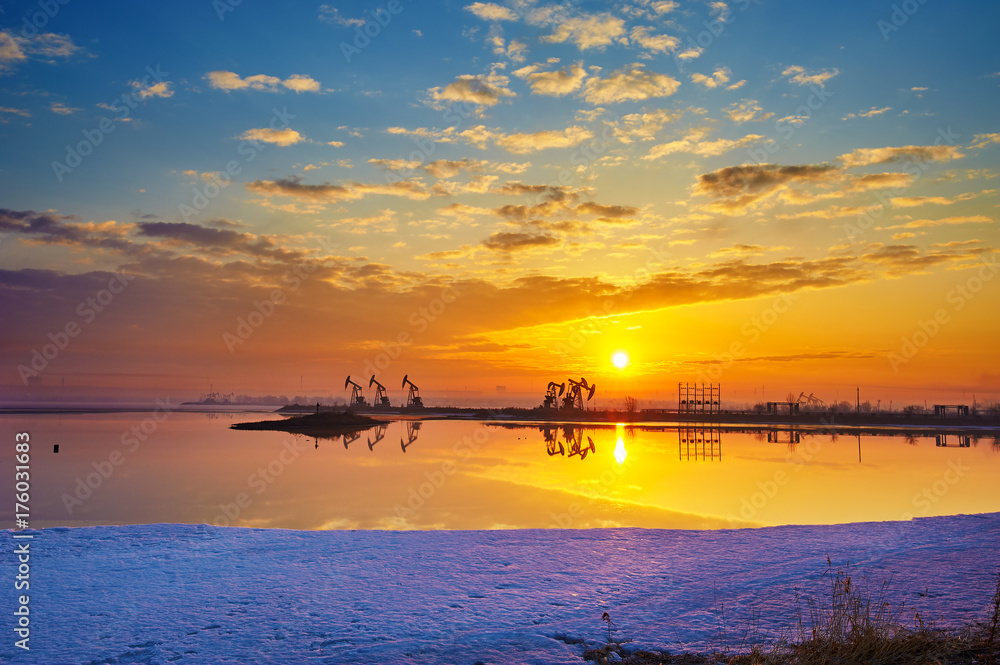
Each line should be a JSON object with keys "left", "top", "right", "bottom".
{"left": 3, "top": 401, "right": 999, "bottom": 434}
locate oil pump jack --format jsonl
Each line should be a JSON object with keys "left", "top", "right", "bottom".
{"left": 344, "top": 375, "right": 366, "bottom": 407}
{"left": 543, "top": 381, "right": 565, "bottom": 409}
{"left": 401, "top": 374, "right": 423, "bottom": 408}
{"left": 369, "top": 376, "right": 390, "bottom": 407}
{"left": 563, "top": 377, "right": 596, "bottom": 410}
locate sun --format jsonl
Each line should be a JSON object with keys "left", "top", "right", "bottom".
{"left": 611, "top": 350, "right": 630, "bottom": 369}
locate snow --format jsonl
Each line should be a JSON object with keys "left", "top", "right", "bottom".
{"left": 5, "top": 513, "right": 999, "bottom": 664}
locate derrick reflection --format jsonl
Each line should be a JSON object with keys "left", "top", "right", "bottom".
{"left": 401, "top": 421, "right": 421, "bottom": 452}
{"left": 678, "top": 426, "right": 722, "bottom": 461}
{"left": 543, "top": 426, "right": 595, "bottom": 460}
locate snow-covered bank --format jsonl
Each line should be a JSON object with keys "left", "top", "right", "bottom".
{"left": 6, "top": 513, "right": 999, "bottom": 664}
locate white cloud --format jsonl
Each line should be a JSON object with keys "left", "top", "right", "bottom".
{"left": 318, "top": 5, "right": 365, "bottom": 27}
{"left": 0, "top": 30, "right": 84, "bottom": 71}
{"left": 630, "top": 26, "right": 680, "bottom": 54}
{"left": 50, "top": 102, "right": 81, "bottom": 115}
{"left": 777, "top": 114, "right": 809, "bottom": 126}
{"left": 514, "top": 61, "right": 588, "bottom": 96}
{"left": 465, "top": 2, "right": 517, "bottom": 21}
{"left": 531, "top": 9, "right": 626, "bottom": 50}
{"left": 644, "top": 130, "right": 762, "bottom": 159}
{"left": 691, "top": 67, "right": 731, "bottom": 89}
{"left": 239, "top": 128, "right": 305, "bottom": 146}
{"left": 131, "top": 80, "right": 173, "bottom": 99}
{"left": 205, "top": 71, "right": 322, "bottom": 93}
{"left": 609, "top": 109, "right": 684, "bottom": 143}
{"left": 970, "top": 133, "right": 1000, "bottom": 149}
{"left": 709, "top": 1, "right": 729, "bottom": 18}
{"left": 0, "top": 31, "right": 26, "bottom": 69}
{"left": 505, "top": 39, "right": 529, "bottom": 62}
{"left": 282, "top": 74, "right": 322, "bottom": 93}
{"left": 0, "top": 106, "right": 30, "bottom": 118}
{"left": 724, "top": 99, "right": 774, "bottom": 123}
{"left": 882, "top": 215, "right": 993, "bottom": 230}
{"left": 582, "top": 63, "right": 680, "bottom": 104}
{"left": 838, "top": 144, "right": 964, "bottom": 168}
{"left": 369, "top": 158, "right": 423, "bottom": 172}
{"left": 247, "top": 177, "right": 430, "bottom": 203}
{"left": 495, "top": 126, "right": 594, "bottom": 153}
{"left": 650, "top": 1, "right": 679, "bottom": 13}
{"left": 889, "top": 192, "right": 977, "bottom": 207}
{"left": 385, "top": 123, "right": 594, "bottom": 154}
{"left": 842, "top": 106, "right": 892, "bottom": 120}
{"left": 428, "top": 72, "right": 515, "bottom": 107}
{"left": 489, "top": 31, "right": 529, "bottom": 63}
{"left": 782, "top": 65, "right": 839, "bottom": 87}
{"left": 423, "top": 158, "right": 529, "bottom": 178}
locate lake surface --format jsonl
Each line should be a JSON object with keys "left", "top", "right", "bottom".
{"left": 4, "top": 410, "right": 999, "bottom": 530}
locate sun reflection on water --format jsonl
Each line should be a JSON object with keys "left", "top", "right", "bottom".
{"left": 614, "top": 437, "right": 627, "bottom": 465}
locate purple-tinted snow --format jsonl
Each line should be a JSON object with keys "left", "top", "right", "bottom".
{"left": 6, "top": 513, "right": 999, "bottom": 664}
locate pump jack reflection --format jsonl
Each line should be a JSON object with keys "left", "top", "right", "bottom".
{"left": 367, "top": 423, "right": 387, "bottom": 450}
{"left": 343, "top": 429, "right": 363, "bottom": 449}
{"left": 544, "top": 426, "right": 595, "bottom": 460}
{"left": 311, "top": 422, "right": 414, "bottom": 453}
{"left": 401, "top": 421, "right": 421, "bottom": 452}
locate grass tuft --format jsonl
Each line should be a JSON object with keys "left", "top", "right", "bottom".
{"left": 584, "top": 562, "right": 1000, "bottom": 665}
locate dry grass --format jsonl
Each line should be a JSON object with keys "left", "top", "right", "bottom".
{"left": 583, "top": 565, "right": 1000, "bottom": 665}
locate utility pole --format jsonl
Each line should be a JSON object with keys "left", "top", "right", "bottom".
{"left": 856, "top": 387, "right": 860, "bottom": 414}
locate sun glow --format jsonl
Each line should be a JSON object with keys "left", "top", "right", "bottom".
{"left": 614, "top": 437, "right": 627, "bottom": 465}
{"left": 611, "top": 351, "right": 630, "bottom": 369}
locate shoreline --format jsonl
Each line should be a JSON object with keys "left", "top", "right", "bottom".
{"left": 12, "top": 509, "right": 1000, "bottom": 533}
{"left": 4, "top": 403, "right": 999, "bottom": 433}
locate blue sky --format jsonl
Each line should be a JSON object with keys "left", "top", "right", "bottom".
{"left": 1, "top": 0, "right": 999, "bottom": 401}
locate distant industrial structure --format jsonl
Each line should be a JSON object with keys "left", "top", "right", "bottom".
{"left": 678, "top": 382, "right": 720, "bottom": 414}
{"left": 934, "top": 404, "right": 971, "bottom": 417}
{"left": 316, "top": 371, "right": 993, "bottom": 428}
{"left": 766, "top": 401, "right": 799, "bottom": 415}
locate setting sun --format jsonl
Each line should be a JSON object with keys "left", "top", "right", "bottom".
{"left": 612, "top": 351, "right": 630, "bottom": 369}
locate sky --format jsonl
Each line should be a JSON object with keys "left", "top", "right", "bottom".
{"left": 0, "top": 0, "right": 998, "bottom": 406}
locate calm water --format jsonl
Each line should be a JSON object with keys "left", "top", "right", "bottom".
{"left": 3, "top": 411, "right": 999, "bottom": 530}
